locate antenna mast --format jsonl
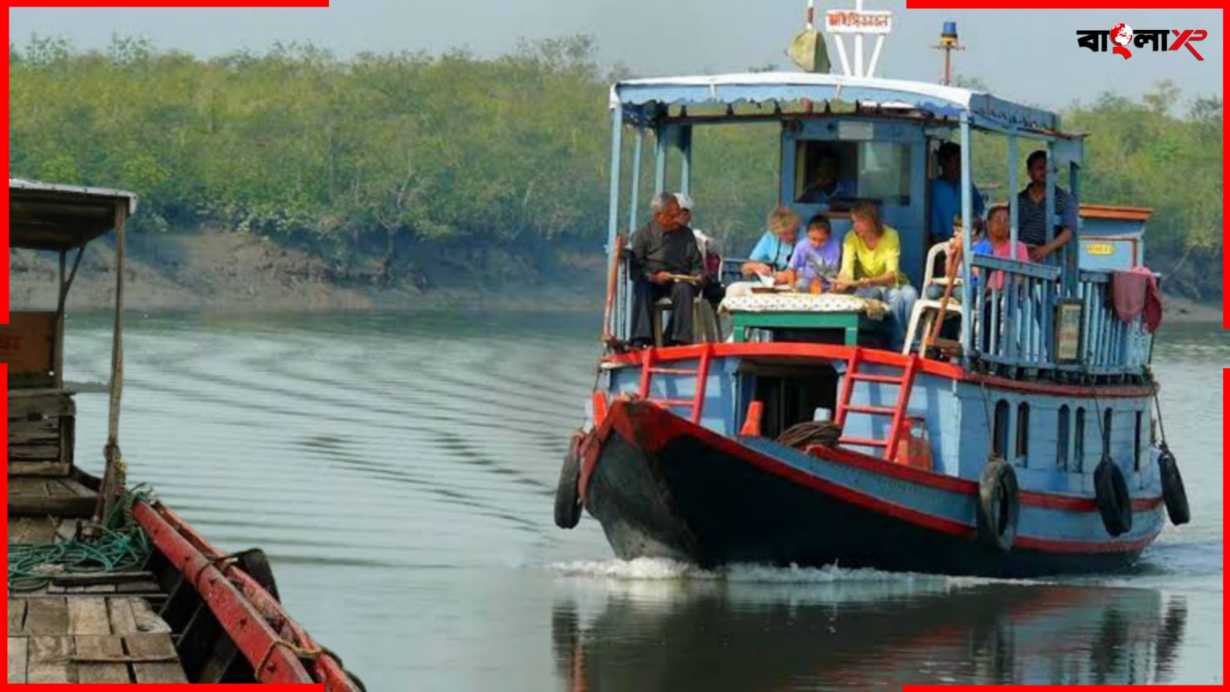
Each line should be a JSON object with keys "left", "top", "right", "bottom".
{"left": 932, "top": 21, "right": 964, "bottom": 86}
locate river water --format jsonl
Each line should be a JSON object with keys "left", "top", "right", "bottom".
{"left": 63, "top": 312, "right": 1223, "bottom": 690}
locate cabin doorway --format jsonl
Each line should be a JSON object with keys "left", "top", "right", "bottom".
{"left": 740, "top": 363, "right": 839, "bottom": 440}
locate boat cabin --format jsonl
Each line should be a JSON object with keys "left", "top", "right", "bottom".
{"left": 5, "top": 178, "right": 135, "bottom": 511}
{"left": 602, "top": 73, "right": 1157, "bottom": 383}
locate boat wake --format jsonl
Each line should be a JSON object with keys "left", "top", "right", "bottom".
{"left": 551, "top": 557, "right": 940, "bottom": 584}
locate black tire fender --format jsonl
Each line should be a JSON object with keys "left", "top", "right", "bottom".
{"left": 976, "top": 457, "right": 1020, "bottom": 552}
{"left": 1094, "top": 456, "right": 1133, "bottom": 537}
{"left": 1158, "top": 445, "right": 1190, "bottom": 526}
{"left": 554, "top": 431, "right": 585, "bottom": 529}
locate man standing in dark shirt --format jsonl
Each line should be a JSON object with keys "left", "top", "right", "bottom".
{"left": 1017, "top": 149, "right": 1079, "bottom": 262}
{"left": 629, "top": 192, "right": 704, "bottom": 347}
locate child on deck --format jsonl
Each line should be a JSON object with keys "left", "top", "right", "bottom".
{"left": 785, "top": 214, "right": 841, "bottom": 292}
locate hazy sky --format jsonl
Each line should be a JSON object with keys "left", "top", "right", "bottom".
{"left": 11, "top": 2, "right": 1222, "bottom": 110}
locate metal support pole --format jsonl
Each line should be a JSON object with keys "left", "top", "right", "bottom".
{"left": 1067, "top": 160, "right": 1081, "bottom": 296}
{"left": 1008, "top": 134, "right": 1019, "bottom": 249}
{"left": 654, "top": 125, "right": 668, "bottom": 194}
{"left": 1044, "top": 140, "right": 1056, "bottom": 249}
{"left": 959, "top": 115, "right": 974, "bottom": 362}
{"left": 627, "top": 128, "right": 643, "bottom": 233}
{"left": 56, "top": 250, "right": 65, "bottom": 388}
{"left": 680, "top": 126, "right": 693, "bottom": 196}
{"left": 605, "top": 106, "right": 624, "bottom": 341}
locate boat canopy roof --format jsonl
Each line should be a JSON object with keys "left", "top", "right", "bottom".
{"left": 610, "top": 72, "right": 1062, "bottom": 136}
{"left": 10, "top": 178, "right": 138, "bottom": 251}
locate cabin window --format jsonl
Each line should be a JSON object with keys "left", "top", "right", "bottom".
{"left": 992, "top": 400, "right": 1010, "bottom": 459}
{"left": 1015, "top": 402, "right": 1030, "bottom": 465}
{"left": 1134, "top": 411, "right": 1144, "bottom": 471}
{"left": 1074, "top": 408, "right": 1086, "bottom": 472}
{"left": 1056, "top": 405, "right": 1071, "bottom": 471}
{"left": 793, "top": 139, "right": 912, "bottom": 207}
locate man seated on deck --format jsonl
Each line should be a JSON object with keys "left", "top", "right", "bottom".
{"left": 1017, "top": 149, "right": 1078, "bottom": 263}
{"left": 831, "top": 201, "right": 918, "bottom": 351}
{"left": 628, "top": 192, "right": 705, "bottom": 348}
{"left": 929, "top": 142, "right": 985, "bottom": 247}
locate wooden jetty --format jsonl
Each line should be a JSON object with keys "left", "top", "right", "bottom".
{"left": 5, "top": 179, "right": 362, "bottom": 688}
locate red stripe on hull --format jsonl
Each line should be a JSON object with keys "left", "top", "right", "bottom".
{"left": 612, "top": 400, "right": 1161, "bottom": 555}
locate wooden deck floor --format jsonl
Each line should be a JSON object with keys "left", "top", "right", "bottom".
{"left": 8, "top": 479, "right": 188, "bottom": 683}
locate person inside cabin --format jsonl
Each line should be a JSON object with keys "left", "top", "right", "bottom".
{"left": 784, "top": 214, "right": 841, "bottom": 292}
{"left": 832, "top": 201, "right": 918, "bottom": 351}
{"left": 929, "top": 142, "right": 985, "bottom": 246}
{"left": 628, "top": 192, "right": 705, "bottom": 348}
{"left": 798, "top": 149, "right": 856, "bottom": 205}
{"left": 675, "top": 192, "right": 725, "bottom": 306}
{"left": 1017, "top": 149, "right": 1078, "bottom": 263}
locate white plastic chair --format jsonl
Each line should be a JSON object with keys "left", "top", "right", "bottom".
{"left": 902, "top": 241, "right": 965, "bottom": 355}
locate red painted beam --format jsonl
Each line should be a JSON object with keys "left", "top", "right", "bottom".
{"left": 133, "top": 501, "right": 357, "bottom": 690}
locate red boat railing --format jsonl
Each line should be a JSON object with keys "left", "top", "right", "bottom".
{"left": 133, "top": 500, "right": 361, "bottom": 691}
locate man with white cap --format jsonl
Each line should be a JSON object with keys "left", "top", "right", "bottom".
{"left": 675, "top": 192, "right": 725, "bottom": 305}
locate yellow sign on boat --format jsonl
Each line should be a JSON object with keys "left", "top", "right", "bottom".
{"left": 1086, "top": 243, "right": 1115, "bottom": 256}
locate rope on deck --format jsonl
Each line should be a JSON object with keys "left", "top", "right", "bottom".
{"left": 8, "top": 485, "right": 155, "bottom": 593}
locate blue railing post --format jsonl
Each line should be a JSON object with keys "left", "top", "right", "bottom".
{"left": 959, "top": 114, "right": 974, "bottom": 365}
{"left": 606, "top": 105, "right": 624, "bottom": 340}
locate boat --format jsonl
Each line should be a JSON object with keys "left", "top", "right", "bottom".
{"left": 553, "top": 8, "right": 1190, "bottom": 578}
{"left": 5, "top": 179, "right": 363, "bottom": 688}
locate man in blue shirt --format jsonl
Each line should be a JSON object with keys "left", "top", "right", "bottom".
{"left": 929, "top": 142, "right": 984, "bottom": 245}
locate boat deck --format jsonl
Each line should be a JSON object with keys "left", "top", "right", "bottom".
{"left": 8, "top": 486, "right": 188, "bottom": 683}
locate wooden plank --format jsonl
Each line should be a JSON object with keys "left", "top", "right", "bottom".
{"left": 9, "top": 416, "right": 59, "bottom": 436}
{"left": 27, "top": 635, "right": 73, "bottom": 683}
{"left": 53, "top": 571, "right": 155, "bottom": 587}
{"left": 107, "top": 598, "right": 138, "bottom": 635}
{"left": 9, "top": 429, "right": 60, "bottom": 444}
{"left": 24, "top": 598, "right": 68, "bottom": 636}
{"left": 8, "top": 599, "right": 27, "bottom": 634}
{"left": 73, "top": 635, "right": 131, "bottom": 683}
{"left": 7, "top": 461, "right": 70, "bottom": 477}
{"left": 8, "top": 393, "right": 74, "bottom": 421}
{"left": 67, "top": 598, "right": 111, "bottom": 635}
{"left": 7, "top": 477, "right": 50, "bottom": 498}
{"left": 9, "top": 445, "right": 62, "bottom": 460}
{"left": 8, "top": 517, "right": 58, "bottom": 544}
{"left": 130, "top": 598, "right": 172, "bottom": 634}
{"left": 8, "top": 637, "right": 29, "bottom": 683}
{"left": 127, "top": 633, "right": 188, "bottom": 683}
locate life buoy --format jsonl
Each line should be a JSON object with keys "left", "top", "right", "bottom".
{"left": 976, "top": 457, "right": 1019, "bottom": 552}
{"left": 1157, "top": 445, "right": 1190, "bottom": 526}
{"left": 554, "top": 431, "right": 585, "bottom": 529}
{"left": 1094, "top": 456, "right": 1133, "bottom": 537}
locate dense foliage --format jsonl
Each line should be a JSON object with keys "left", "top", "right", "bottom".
{"left": 9, "top": 36, "right": 1222, "bottom": 297}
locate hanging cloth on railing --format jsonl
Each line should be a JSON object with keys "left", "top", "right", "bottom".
{"left": 1110, "top": 267, "right": 1163, "bottom": 333}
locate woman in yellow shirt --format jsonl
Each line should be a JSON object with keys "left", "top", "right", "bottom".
{"left": 833, "top": 201, "right": 918, "bottom": 351}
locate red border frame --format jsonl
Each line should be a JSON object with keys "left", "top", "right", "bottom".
{"left": 0, "top": 0, "right": 1224, "bottom": 690}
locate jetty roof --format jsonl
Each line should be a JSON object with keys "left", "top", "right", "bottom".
{"left": 610, "top": 72, "right": 1061, "bottom": 135}
{"left": 10, "top": 178, "right": 138, "bottom": 251}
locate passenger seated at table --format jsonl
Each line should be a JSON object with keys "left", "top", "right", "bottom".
{"left": 725, "top": 207, "right": 801, "bottom": 298}
{"left": 741, "top": 206, "right": 800, "bottom": 279}
{"left": 628, "top": 192, "right": 705, "bottom": 348}
{"left": 832, "top": 202, "right": 917, "bottom": 351}
{"left": 784, "top": 214, "right": 841, "bottom": 293}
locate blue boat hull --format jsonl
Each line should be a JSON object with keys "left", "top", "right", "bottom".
{"left": 583, "top": 399, "right": 1164, "bottom": 578}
